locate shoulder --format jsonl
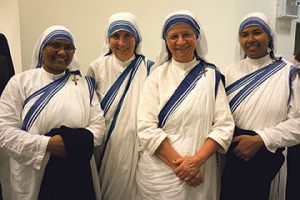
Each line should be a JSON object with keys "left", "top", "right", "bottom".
{"left": 89, "top": 56, "right": 109, "bottom": 70}
{"left": 12, "top": 69, "right": 40, "bottom": 82}
{"left": 87, "top": 56, "right": 110, "bottom": 78}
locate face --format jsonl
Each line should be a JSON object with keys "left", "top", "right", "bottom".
{"left": 42, "top": 39, "right": 75, "bottom": 74}
{"left": 166, "top": 23, "right": 197, "bottom": 63}
{"left": 109, "top": 30, "right": 136, "bottom": 61}
{"left": 239, "top": 25, "right": 269, "bottom": 59}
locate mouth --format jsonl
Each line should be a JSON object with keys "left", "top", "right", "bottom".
{"left": 174, "top": 47, "right": 190, "bottom": 53}
{"left": 246, "top": 42, "right": 260, "bottom": 49}
{"left": 53, "top": 57, "right": 68, "bottom": 64}
{"left": 116, "top": 46, "right": 129, "bottom": 51}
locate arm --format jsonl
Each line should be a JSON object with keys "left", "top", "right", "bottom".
{"left": 85, "top": 90, "right": 106, "bottom": 147}
{"left": 137, "top": 70, "right": 185, "bottom": 167}
{"left": 155, "top": 138, "right": 182, "bottom": 170}
{"left": 0, "top": 76, "right": 50, "bottom": 170}
{"left": 256, "top": 72, "right": 300, "bottom": 152}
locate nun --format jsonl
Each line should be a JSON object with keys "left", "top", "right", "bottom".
{"left": 0, "top": 25, "right": 105, "bottom": 200}
{"left": 136, "top": 10, "right": 234, "bottom": 200}
{"left": 87, "top": 12, "right": 154, "bottom": 200}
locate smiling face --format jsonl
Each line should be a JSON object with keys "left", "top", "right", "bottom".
{"left": 109, "top": 30, "right": 136, "bottom": 61}
{"left": 42, "top": 39, "right": 75, "bottom": 74}
{"left": 165, "top": 23, "right": 197, "bottom": 63}
{"left": 239, "top": 25, "right": 269, "bottom": 59}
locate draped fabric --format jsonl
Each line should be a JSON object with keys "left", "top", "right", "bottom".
{"left": 87, "top": 12, "right": 153, "bottom": 200}
{"left": 38, "top": 126, "right": 95, "bottom": 200}
{"left": 157, "top": 61, "right": 205, "bottom": 128}
{"left": 222, "top": 55, "right": 300, "bottom": 200}
{"left": 98, "top": 55, "right": 143, "bottom": 167}
{"left": 136, "top": 59, "right": 234, "bottom": 200}
{"left": 220, "top": 127, "right": 285, "bottom": 200}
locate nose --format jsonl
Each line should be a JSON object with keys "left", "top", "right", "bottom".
{"left": 247, "top": 33, "right": 255, "bottom": 42}
{"left": 118, "top": 37, "right": 127, "bottom": 46}
{"left": 56, "top": 48, "right": 67, "bottom": 56}
{"left": 176, "top": 35, "right": 186, "bottom": 45}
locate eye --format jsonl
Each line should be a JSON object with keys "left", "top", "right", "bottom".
{"left": 110, "top": 32, "right": 120, "bottom": 39}
{"left": 124, "top": 33, "right": 133, "bottom": 39}
{"left": 253, "top": 29, "right": 263, "bottom": 36}
{"left": 239, "top": 32, "right": 248, "bottom": 38}
{"left": 64, "top": 44, "right": 76, "bottom": 51}
{"left": 48, "top": 42, "right": 61, "bottom": 50}
{"left": 168, "top": 34, "right": 179, "bottom": 40}
{"left": 182, "top": 32, "right": 193, "bottom": 38}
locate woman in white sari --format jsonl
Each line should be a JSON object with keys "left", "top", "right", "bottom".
{"left": 136, "top": 10, "right": 234, "bottom": 200}
{"left": 87, "top": 12, "right": 154, "bottom": 200}
{"left": 0, "top": 25, "right": 105, "bottom": 200}
{"left": 220, "top": 12, "right": 300, "bottom": 200}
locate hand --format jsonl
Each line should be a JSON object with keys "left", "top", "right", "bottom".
{"left": 185, "top": 170, "right": 204, "bottom": 187}
{"left": 173, "top": 156, "right": 203, "bottom": 182}
{"left": 233, "top": 134, "right": 264, "bottom": 161}
{"left": 47, "top": 135, "right": 66, "bottom": 157}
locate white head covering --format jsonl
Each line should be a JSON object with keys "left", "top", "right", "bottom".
{"left": 30, "top": 25, "right": 79, "bottom": 71}
{"left": 155, "top": 10, "right": 208, "bottom": 66}
{"left": 235, "top": 12, "right": 278, "bottom": 61}
{"left": 102, "top": 12, "right": 143, "bottom": 56}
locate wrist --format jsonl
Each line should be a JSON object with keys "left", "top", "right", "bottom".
{"left": 254, "top": 135, "right": 265, "bottom": 148}
{"left": 194, "top": 153, "right": 206, "bottom": 166}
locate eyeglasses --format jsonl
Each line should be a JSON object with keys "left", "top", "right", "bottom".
{"left": 47, "top": 42, "right": 76, "bottom": 53}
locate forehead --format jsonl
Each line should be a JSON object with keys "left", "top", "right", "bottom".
{"left": 48, "top": 38, "right": 72, "bottom": 44}
{"left": 110, "top": 30, "right": 133, "bottom": 36}
{"left": 240, "top": 25, "right": 265, "bottom": 33}
{"left": 167, "top": 23, "right": 194, "bottom": 34}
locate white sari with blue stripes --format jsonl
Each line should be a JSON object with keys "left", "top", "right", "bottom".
{"left": 87, "top": 54, "right": 153, "bottom": 200}
{"left": 224, "top": 55, "right": 300, "bottom": 200}
{"left": 0, "top": 67, "right": 104, "bottom": 200}
{"left": 136, "top": 59, "right": 234, "bottom": 200}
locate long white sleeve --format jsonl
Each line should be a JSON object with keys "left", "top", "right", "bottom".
{"left": 257, "top": 74, "right": 300, "bottom": 152}
{"left": 0, "top": 76, "right": 50, "bottom": 170}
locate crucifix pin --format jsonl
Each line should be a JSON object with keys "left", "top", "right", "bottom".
{"left": 72, "top": 75, "right": 79, "bottom": 85}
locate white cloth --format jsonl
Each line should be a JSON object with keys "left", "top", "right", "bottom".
{"left": 136, "top": 59, "right": 234, "bottom": 200}
{"left": 87, "top": 53, "right": 150, "bottom": 200}
{"left": 224, "top": 55, "right": 300, "bottom": 200}
{"left": 0, "top": 68, "right": 105, "bottom": 200}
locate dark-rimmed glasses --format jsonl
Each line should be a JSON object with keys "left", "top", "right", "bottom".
{"left": 47, "top": 41, "right": 76, "bottom": 53}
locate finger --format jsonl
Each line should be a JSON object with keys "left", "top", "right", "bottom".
{"left": 233, "top": 135, "right": 242, "bottom": 142}
{"left": 173, "top": 157, "right": 184, "bottom": 164}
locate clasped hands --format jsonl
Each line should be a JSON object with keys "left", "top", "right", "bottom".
{"left": 173, "top": 155, "right": 204, "bottom": 187}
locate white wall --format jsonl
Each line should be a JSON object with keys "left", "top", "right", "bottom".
{"left": 18, "top": 0, "right": 295, "bottom": 74}
{"left": 0, "top": 0, "right": 22, "bottom": 73}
